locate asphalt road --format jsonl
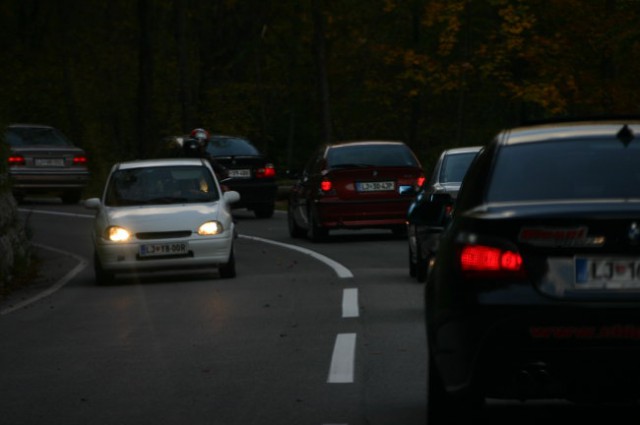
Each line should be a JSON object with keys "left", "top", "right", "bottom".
{"left": 1, "top": 199, "right": 637, "bottom": 425}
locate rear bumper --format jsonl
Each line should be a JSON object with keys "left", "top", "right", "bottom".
{"left": 9, "top": 169, "right": 90, "bottom": 190}
{"left": 430, "top": 304, "right": 640, "bottom": 401}
{"left": 316, "top": 198, "right": 411, "bottom": 229}
{"left": 224, "top": 180, "right": 277, "bottom": 206}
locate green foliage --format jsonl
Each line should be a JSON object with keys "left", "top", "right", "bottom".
{"left": 1, "top": 0, "right": 639, "bottom": 178}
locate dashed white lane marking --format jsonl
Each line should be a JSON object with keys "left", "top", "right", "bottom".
{"left": 327, "top": 333, "right": 357, "bottom": 383}
{"left": 342, "top": 288, "right": 359, "bottom": 318}
{"left": 0, "top": 243, "right": 87, "bottom": 315}
{"left": 239, "top": 234, "right": 353, "bottom": 278}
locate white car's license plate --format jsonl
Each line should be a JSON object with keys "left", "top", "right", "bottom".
{"left": 140, "top": 242, "right": 189, "bottom": 257}
{"left": 228, "top": 169, "right": 251, "bottom": 178}
{"left": 356, "top": 181, "right": 395, "bottom": 192}
{"left": 575, "top": 257, "right": 640, "bottom": 288}
{"left": 35, "top": 158, "right": 64, "bottom": 167}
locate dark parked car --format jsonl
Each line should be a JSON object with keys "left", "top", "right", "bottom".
{"left": 424, "top": 118, "right": 640, "bottom": 423}
{"left": 175, "top": 134, "right": 277, "bottom": 218}
{"left": 407, "top": 146, "right": 482, "bottom": 282}
{"left": 287, "top": 140, "right": 424, "bottom": 241}
{"left": 5, "top": 123, "right": 90, "bottom": 204}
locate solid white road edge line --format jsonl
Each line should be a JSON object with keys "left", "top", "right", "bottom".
{"left": 239, "top": 234, "right": 354, "bottom": 278}
{"left": 327, "top": 333, "right": 357, "bottom": 383}
{"left": 342, "top": 288, "right": 359, "bottom": 318}
{"left": 0, "top": 243, "right": 87, "bottom": 315}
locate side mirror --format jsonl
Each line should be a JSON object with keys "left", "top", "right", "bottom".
{"left": 223, "top": 190, "right": 241, "bottom": 204}
{"left": 84, "top": 198, "right": 101, "bottom": 210}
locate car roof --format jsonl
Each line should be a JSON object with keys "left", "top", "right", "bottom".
{"left": 498, "top": 119, "right": 640, "bottom": 145}
{"left": 442, "top": 145, "right": 483, "bottom": 155}
{"left": 114, "top": 158, "right": 207, "bottom": 170}
{"left": 329, "top": 140, "right": 406, "bottom": 148}
{"left": 7, "top": 123, "right": 56, "bottom": 130}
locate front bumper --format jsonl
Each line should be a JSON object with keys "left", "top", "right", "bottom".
{"left": 95, "top": 232, "right": 233, "bottom": 272}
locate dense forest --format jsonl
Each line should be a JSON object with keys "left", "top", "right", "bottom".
{"left": 1, "top": 0, "right": 640, "bottom": 192}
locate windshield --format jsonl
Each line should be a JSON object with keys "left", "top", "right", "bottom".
{"left": 104, "top": 165, "right": 219, "bottom": 206}
{"left": 327, "top": 144, "right": 419, "bottom": 168}
{"left": 488, "top": 139, "right": 640, "bottom": 202}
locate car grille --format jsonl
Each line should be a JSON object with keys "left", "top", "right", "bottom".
{"left": 136, "top": 231, "right": 192, "bottom": 240}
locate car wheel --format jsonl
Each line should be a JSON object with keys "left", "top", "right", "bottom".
{"left": 61, "top": 190, "right": 82, "bottom": 204}
{"left": 409, "top": 245, "right": 417, "bottom": 278}
{"left": 219, "top": 246, "right": 236, "bottom": 278}
{"left": 416, "top": 239, "right": 429, "bottom": 283}
{"left": 287, "top": 205, "right": 305, "bottom": 238}
{"left": 253, "top": 203, "right": 275, "bottom": 219}
{"left": 427, "top": 351, "right": 485, "bottom": 424}
{"left": 391, "top": 225, "right": 407, "bottom": 237}
{"left": 94, "top": 251, "right": 115, "bottom": 286}
{"left": 307, "top": 208, "right": 328, "bottom": 242}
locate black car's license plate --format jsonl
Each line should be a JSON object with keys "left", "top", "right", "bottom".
{"left": 575, "top": 257, "right": 640, "bottom": 288}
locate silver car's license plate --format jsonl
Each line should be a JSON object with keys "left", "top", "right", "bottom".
{"left": 356, "top": 181, "right": 395, "bottom": 192}
{"left": 575, "top": 257, "right": 640, "bottom": 288}
{"left": 35, "top": 158, "right": 64, "bottom": 167}
{"left": 140, "top": 242, "right": 189, "bottom": 257}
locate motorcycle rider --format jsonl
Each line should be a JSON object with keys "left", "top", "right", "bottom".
{"left": 182, "top": 128, "right": 228, "bottom": 180}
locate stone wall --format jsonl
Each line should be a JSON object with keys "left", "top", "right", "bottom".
{"left": 0, "top": 179, "right": 31, "bottom": 293}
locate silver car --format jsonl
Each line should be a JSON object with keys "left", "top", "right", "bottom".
{"left": 84, "top": 158, "right": 240, "bottom": 285}
{"left": 5, "top": 123, "right": 90, "bottom": 204}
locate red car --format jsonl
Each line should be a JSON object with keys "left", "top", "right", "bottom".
{"left": 287, "top": 140, "right": 424, "bottom": 241}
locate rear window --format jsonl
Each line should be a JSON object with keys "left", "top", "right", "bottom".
{"left": 327, "top": 144, "right": 419, "bottom": 168}
{"left": 207, "top": 137, "right": 260, "bottom": 157}
{"left": 487, "top": 139, "right": 640, "bottom": 202}
{"left": 439, "top": 152, "right": 478, "bottom": 183}
{"left": 6, "top": 127, "right": 74, "bottom": 147}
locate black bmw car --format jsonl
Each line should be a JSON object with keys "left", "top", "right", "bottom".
{"left": 425, "top": 118, "right": 640, "bottom": 422}
{"left": 407, "top": 145, "right": 482, "bottom": 282}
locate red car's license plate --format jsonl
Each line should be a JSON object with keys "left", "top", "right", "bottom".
{"left": 356, "top": 181, "right": 395, "bottom": 192}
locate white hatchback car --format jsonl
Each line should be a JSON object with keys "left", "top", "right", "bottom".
{"left": 84, "top": 158, "right": 240, "bottom": 284}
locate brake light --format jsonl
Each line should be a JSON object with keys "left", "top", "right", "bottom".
{"left": 256, "top": 163, "right": 275, "bottom": 178}
{"left": 460, "top": 245, "right": 523, "bottom": 272}
{"left": 321, "top": 179, "right": 332, "bottom": 192}
{"left": 8, "top": 155, "right": 25, "bottom": 166}
{"left": 417, "top": 176, "right": 426, "bottom": 187}
{"left": 73, "top": 155, "right": 88, "bottom": 165}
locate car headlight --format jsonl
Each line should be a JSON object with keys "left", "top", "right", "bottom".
{"left": 105, "top": 226, "right": 131, "bottom": 242}
{"left": 198, "top": 221, "right": 223, "bottom": 235}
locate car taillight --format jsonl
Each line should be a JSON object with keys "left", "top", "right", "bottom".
{"left": 73, "top": 155, "right": 88, "bottom": 165}
{"left": 255, "top": 163, "right": 275, "bottom": 178}
{"left": 8, "top": 155, "right": 25, "bottom": 166}
{"left": 417, "top": 176, "right": 426, "bottom": 187}
{"left": 321, "top": 179, "right": 332, "bottom": 192}
{"left": 460, "top": 244, "right": 523, "bottom": 275}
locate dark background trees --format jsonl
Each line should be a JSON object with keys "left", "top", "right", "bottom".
{"left": 2, "top": 0, "right": 639, "bottom": 193}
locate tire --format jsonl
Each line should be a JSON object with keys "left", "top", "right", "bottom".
{"left": 94, "top": 252, "right": 115, "bottom": 285}
{"left": 219, "top": 246, "right": 236, "bottom": 278}
{"left": 427, "top": 351, "right": 485, "bottom": 424}
{"left": 287, "top": 205, "right": 305, "bottom": 238}
{"left": 416, "top": 239, "right": 429, "bottom": 283}
{"left": 307, "top": 208, "right": 328, "bottom": 242}
{"left": 253, "top": 202, "right": 275, "bottom": 219}
{"left": 409, "top": 245, "right": 417, "bottom": 278}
